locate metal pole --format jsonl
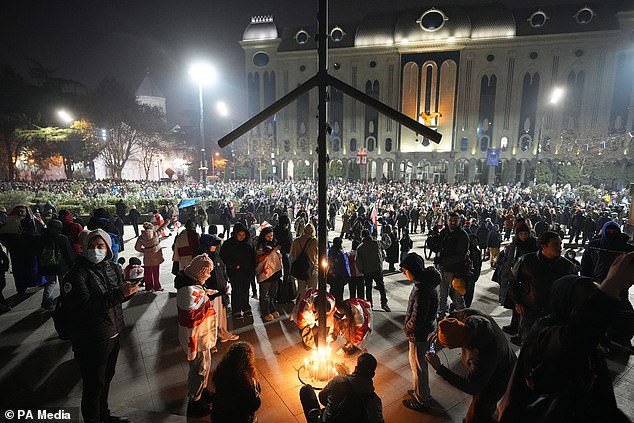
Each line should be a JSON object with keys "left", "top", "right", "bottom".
{"left": 198, "top": 83, "right": 207, "bottom": 183}
{"left": 533, "top": 111, "right": 546, "bottom": 185}
{"left": 316, "top": 0, "right": 328, "bottom": 348}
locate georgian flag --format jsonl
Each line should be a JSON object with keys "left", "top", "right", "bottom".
{"left": 177, "top": 285, "right": 217, "bottom": 360}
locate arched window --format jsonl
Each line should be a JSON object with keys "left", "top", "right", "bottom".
{"left": 460, "top": 137, "right": 468, "bottom": 151}
{"left": 385, "top": 138, "right": 393, "bottom": 152}
{"left": 350, "top": 138, "right": 357, "bottom": 152}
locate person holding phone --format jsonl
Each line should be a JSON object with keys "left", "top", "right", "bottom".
{"left": 400, "top": 252, "right": 441, "bottom": 412}
{"left": 426, "top": 308, "right": 516, "bottom": 423}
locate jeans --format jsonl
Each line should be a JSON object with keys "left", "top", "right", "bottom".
{"left": 229, "top": 271, "right": 253, "bottom": 314}
{"left": 74, "top": 336, "right": 120, "bottom": 423}
{"left": 364, "top": 271, "right": 388, "bottom": 307}
{"left": 438, "top": 270, "right": 465, "bottom": 318}
{"left": 42, "top": 274, "right": 57, "bottom": 307}
{"left": 259, "top": 274, "right": 279, "bottom": 317}
{"left": 409, "top": 340, "right": 431, "bottom": 404}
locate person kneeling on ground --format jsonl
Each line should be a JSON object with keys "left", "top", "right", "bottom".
{"left": 426, "top": 309, "right": 516, "bottom": 423}
{"left": 175, "top": 254, "right": 217, "bottom": 418}
{"left": 299, "top": 352, "right": 385, "bottom": 423}
{"left": 331, "top": 297, "right": 373, "bottom": 356}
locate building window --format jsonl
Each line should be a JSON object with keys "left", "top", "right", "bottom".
{"left": 417, "top": 8, "right": 448, "bottom": 32}
{"left": 367, "top": 137, "right": 375, "bottom": 152}
{"left": 283, "top": 140, "right": 290, "bottom": 152}
{"left": 350, "top": 138, "right": 357, "bottom": 152}
{"left": 528, "top": 10, "right": 549, "bottom": 28}
{"left": 500, "top": 136, "right": 509, "bottom": 151}
{"left": 480, "top": 137, "right": 489, "bottom": 151}
{"left": 295, "top": 30, "right": 310, "bottom": 45}
{"left": 330, "top": 26, "right": 345, "bottom": 42}
{"left": 252, "top": 52, "right": 269, "bottom": 67}
{"left": 574, "top": 7, "right": 594, "bottom": 25}
{"left": 385, "top": 138, "right": 393, "bottom": 152}
{"left": 460, "top": 137, "right": 468, "bottom": 151}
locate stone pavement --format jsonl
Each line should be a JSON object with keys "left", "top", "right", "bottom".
{"left": 0, "top": 224, "right": 633, "bottom": 422}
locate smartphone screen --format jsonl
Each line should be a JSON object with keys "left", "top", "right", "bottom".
{"left": 429, "top": 342, "right": 435, "bottom": 353}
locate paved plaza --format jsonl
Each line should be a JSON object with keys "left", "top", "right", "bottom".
{"left": 1, "top": 224, "right": 633, "bottom": 422}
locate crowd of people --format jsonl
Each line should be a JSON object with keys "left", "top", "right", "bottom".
{"left": 0, "top": 178, "right": 633, "bottom": 422}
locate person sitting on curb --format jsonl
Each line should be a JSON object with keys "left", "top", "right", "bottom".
{"left": 426, "top": 309, "right": 517, "bottom": 423}
{"left": 299, "top": 352, "right": 385, "bottom": 423}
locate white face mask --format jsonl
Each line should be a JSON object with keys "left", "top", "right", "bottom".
{"left": 85, "top": 248, "right": 107, "bottom": 264}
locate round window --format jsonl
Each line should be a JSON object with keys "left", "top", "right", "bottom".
{"left": 330, "top": 27, "right": 345, "bottom": 42}
{"left": 252, "top": 52, "right": 269, "bottom": 67}
{"left": 369, "top": 61, "right": 377, "bottom": 68}
{"left": 333, "top": 63, "right": 341, "bottom": 70}
{"left": 486, "top": 54, "right": 495, "bottom": 62}
{"left": 528, "top": 10, "right": 549, "bottom": 28}
{"left": 295, "top": 30, "right": 310, "bottom": 45}
{"left": 299, "top": 65, "right": 306, "bottom": 72}
{"left": 417, "top": 8, "right": 448, "bottom": 32}
{"left": 575, "top": 7, "right": 594, "bottom": 25}
{"left": 574, "top": 49, "right": 584, "bottom": 58}
{"left": 529, "top": 51, "right": 538, "bottom": 60}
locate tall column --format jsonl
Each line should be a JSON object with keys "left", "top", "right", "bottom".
{"left": 626, "top": 183, "right": 634, "bottom": 238}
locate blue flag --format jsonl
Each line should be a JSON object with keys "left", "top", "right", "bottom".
{"left": 486, "top": 148, "right": 500, "bottom": 166}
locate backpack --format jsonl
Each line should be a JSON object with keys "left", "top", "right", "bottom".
{"left": 291, "top": 239, "right": 313, "bottom": 280}
{"left": 52, "top": 292, "right": 74, "bottom": 340}
{"left": 329, "top": 377, "right": 370, "bottom": 423}
{"left": 39, "top": 238, "right": 61, "bottom": 268}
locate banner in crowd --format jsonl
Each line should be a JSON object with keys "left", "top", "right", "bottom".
{"left": 486, "top": 148, "right": 500, "bottom": 166}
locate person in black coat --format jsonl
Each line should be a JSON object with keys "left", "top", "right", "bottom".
{"left": 37, "top": 219, "right": 75, "bottom": 310}
{"left": 385, "top": 225, "right": 399, "bottom": 272}
{"left": 509, "top": 231, "right": 577, "bottom": 344}
{"left": 62, "top": 229, "right": 137, "bottom": 423}
{"left": 273, "top": 214, "right": 296, "bottom": 303}
{"left": 400, "top": 252, "right": 441, "bottom": 412}
{"left": 128, "top": 206, "right": 140, "bottom": 238}
{"left": 498, "top": 255, "right": 634, "bottom": 423}
{"left": 220, "top": 222, "right": 256, "bottom": 319}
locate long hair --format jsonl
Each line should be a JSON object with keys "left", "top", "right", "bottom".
{"left": 212, "top": 342, "right": 257, "bottom": 391}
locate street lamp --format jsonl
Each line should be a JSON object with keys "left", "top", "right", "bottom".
{"left": 216, "top": 101, "right": 239, "bottom": 179}
{"left": 57, "top": 109, "right": 74, "bottom": 126}
{"left": 189, "top": 62, "right": 217, "bottom": 184}
{"left": 212, "top": 152, "right": 220, "bottom": 178}
{"left": 534, "top": 87, "right": 565, "bottom": 184}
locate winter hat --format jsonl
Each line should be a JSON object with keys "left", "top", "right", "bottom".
{"left": 332, "top": 237, "right": 343, "bottom": 249}
{"left": 437, "top": 318, "right": 472, "bottom": 349}
{"left": 129, "top": 257, "right": 142, "bottom": 266}
{"left": 46, "top": 219, "right": 63, "bottom": 233}
{"left": 399, "top": 252, "right": 425, "bottom": 274}
{"left": 184, "top": 254, "right": 214, "bottom": 282}
{"left": 200, "top": 234, "right": 221, "bottom": 251}
{"left": 143, "top": 222, "right": 154, "bottom": 230}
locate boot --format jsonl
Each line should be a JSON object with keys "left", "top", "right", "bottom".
{"left": 502, "top": 309, "right": 519, "bottom": 335}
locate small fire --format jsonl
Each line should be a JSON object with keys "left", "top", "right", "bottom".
{"left": 302, "top": 346, "right": 337, "bottom": 382}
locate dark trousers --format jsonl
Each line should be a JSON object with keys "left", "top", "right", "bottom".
{"left": 364, "top": 272, "right": 388, "bottom": 306}
{"left": 348, "top": 276, "right": 365, "bottom": 300}
{"left": 299, "top": 384, "right": 321, "bottom": 423}
{"left": 328, "top": 277, "right": 347, "bottom": 306}
{"left": 229, "top": 272, "right": 253, "bottom": 314}
{"left": 74, "top": 337, "right": 120, "bottom": 423}
{"left": 131, "top": 221, "right": 139, "bottom": 237}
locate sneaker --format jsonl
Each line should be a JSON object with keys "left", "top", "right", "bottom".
{"left": 233, "top": 312, "right": 244, "bottom": 320}
{"left": 271, "top": 311, "right": 280, "bottom": 318}
{"left": 244, "top": 310, "right": 253, "bottom": 318}
{"left": 251, "top": 293, "right": 258, "bottom": 300}
{"left": 220, "top": 333, "right": 239, "bottom": 342}
{"left": 187, "top": 399, "right": 211, "bottom": 418}
{"left": 262, "top": 314, "right": 274, "bottom": 322}
{"left": 502, "top": 325, "right": 518, "bottom": 335}
{"left": 403, "top": 398, "right": 430, "bottom": 412}
{"left": 381, "top": 303, "right": 391, "bottom": 312}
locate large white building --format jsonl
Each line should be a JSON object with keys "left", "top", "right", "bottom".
{"left": 240, "top": 2, "right": 634, "bottom": 185}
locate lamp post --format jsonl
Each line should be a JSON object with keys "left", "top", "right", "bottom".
{"left": 534, "top": 87, "right": 564, "bottom": 185}
{"left": 189, "top": 62, "right": 216, "bottom": 184}
{"left": 216, "top": 101, "right": 238, "bottom": 180}
{"left": 212, "top": 152, "right": 219, "bottom": 178}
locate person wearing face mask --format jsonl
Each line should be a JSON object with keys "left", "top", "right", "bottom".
{"left": 61, "top": 229, "right": 138, "bottom": 423}
{"left": 581, "top": 221, "right": 634, "bottom": 352}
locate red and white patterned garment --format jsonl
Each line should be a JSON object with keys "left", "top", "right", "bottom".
{"left": 177, "top": 285, "right": 218, "bottom": 361}
{"left": 346, "top": 298, "right": 373, "bottom": 349}
{"left": 295, "top": 288, "right": 336, "bottom": 329}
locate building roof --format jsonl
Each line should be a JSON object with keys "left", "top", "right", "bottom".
{"left": 136, "top": 73, "right": 164, "bottom": 99}
{"left": 243, "top": 15, "right": 279, "bottom": 41}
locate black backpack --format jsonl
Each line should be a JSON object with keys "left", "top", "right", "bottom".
{"left": 52, "top": 291, "right": 75, "bottom": 340}
{"left": 291, "top": 239, "right": 313, "bottom": 280}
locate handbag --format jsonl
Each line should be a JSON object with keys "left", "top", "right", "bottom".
{"left": 291, "top": 238, "right": 313, "bottom": 280}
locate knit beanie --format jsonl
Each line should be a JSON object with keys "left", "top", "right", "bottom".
{"left": 184, "top": 254, "right": 214, "bottom": 283}
{"left": 437, "top": 317, "right": 471, "bottom": 348}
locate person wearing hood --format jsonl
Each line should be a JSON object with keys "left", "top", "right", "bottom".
{"left": 426, "top": 308, "right": 516, "bottom": 423}
{"left": 59, "top": 209, "right": 85, "bottom": 255}
{"left": 498, "top": 254, "right": 634, "bottom": 423}
{"left": 399, "top": 252, "right": 441, "bottom": 412}
{"left": 37, "top": 219, "right": 75, "bottom": 310}
{"left": 174, "top": 254, "right": 218, "bottom": 418}
{"left": 87, "top": 208, "right": 120, "bottom": 259}
{"left": 134, "top": 222, "right": 165, "bottom": 292}
{"left": 198, "top": 234, "right": 239, "bottom": 343}
{"left": 290, "top": 223, "right": 319, "bottom": 320}
{"left": 581, "top": 220, "right": 634, "bottom": 352}
{"left": 61, "top": 228, "right": 138, "bottom": 423}
{"left": 1, "top": 205, "right": 45, "bottom": 294}
{"left": 254, "top": 226, "right": 283, "bottom": 321}
{"left": 220, "top": 222, "right": 256, "bottom": 320}
{"left": 299, "top": 352, "right": 385, "bottom": 423}
{"left": 172, "top": 220, "right": 200, "bottom": 272}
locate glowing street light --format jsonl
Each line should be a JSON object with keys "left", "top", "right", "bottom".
{"left": 188, "top": 61, "right": 217, "bottom": 183}
{"left": 534, "top": 87, "right": 565, "bottom": 184}
{"left": 57, "top": 109, "right": 74, "bottom": 125}
{"left": 216, "top": 101, "right": 230, "bottom": 118}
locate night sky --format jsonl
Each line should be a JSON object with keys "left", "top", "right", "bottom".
{"left": 1, "top": 0, "right": 590, "bottom": 129}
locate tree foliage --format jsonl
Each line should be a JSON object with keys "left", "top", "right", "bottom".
{"left": 556, "top": 164, "right": 583, "bottom": 185}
